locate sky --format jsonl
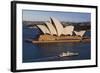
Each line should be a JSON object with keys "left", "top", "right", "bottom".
{"left": 22, "top": 10, "right": 91, "bottom": 22}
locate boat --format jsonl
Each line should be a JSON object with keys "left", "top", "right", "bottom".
{"left": 59, "top": 51, "right": 79, "bottom": 57}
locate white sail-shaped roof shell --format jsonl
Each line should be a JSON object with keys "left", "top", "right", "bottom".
{"left": 62, "top": 26, "right": 74, "bottom": 35}
{"left": 74, "top": 31, "right": 86, "bottom": 37}
{"left": 50, "top": 17, "right": 64, "bottom": 36}
{"left": 37, "top": 25, "right": 50, "bottom": 34}
{"left": 45, "top": 22, "right": 57, "bottom": 35}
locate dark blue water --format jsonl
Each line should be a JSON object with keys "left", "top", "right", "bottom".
{"left": 23, "top": 25, "right": 91, "bottom": 63}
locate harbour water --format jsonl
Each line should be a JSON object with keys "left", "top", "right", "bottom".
{"left": 23, "top": 25, "right": 91, "bottom": 63}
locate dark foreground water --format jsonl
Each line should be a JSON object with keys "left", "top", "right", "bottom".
{"left": 23, "top": 25, "right": 91, "bottom": 63}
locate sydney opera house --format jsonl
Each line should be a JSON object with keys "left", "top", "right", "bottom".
{"left": 32, "top": 17, "right": 89, "bottom": 42}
